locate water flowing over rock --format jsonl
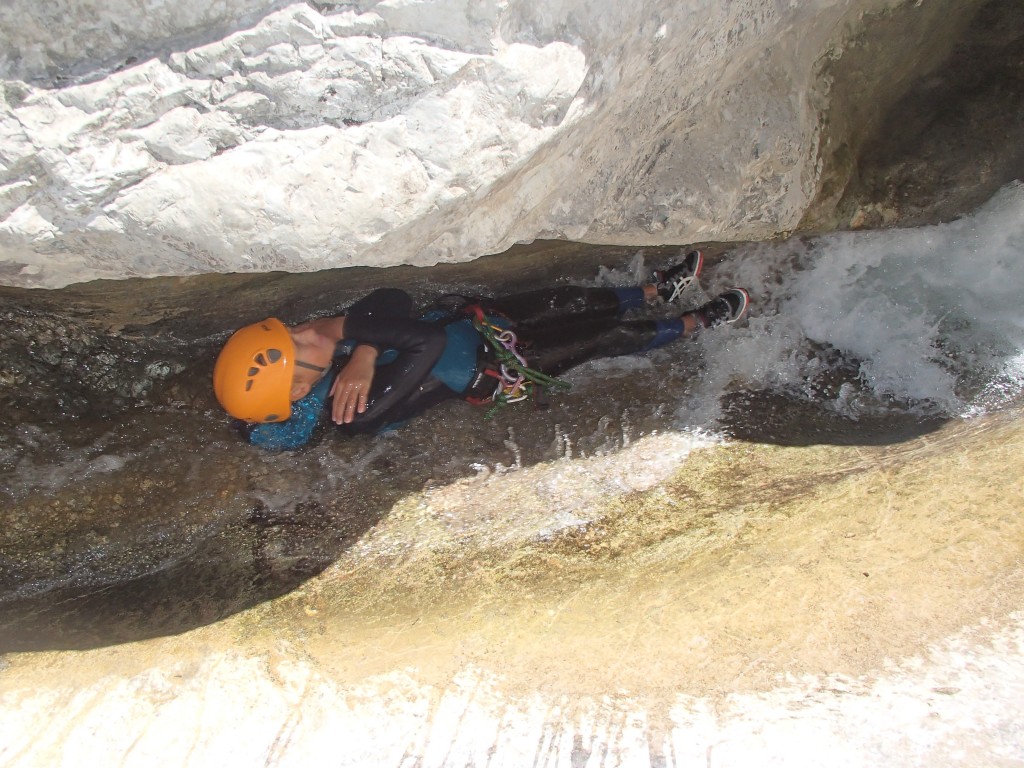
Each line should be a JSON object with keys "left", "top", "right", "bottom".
{"left": 3, "top": 2, "right": 1024, "bottom": 765}
{"left": 3, "top": 0, "right": 1020, "bottom": 288}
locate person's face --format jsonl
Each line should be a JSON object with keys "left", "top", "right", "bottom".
{"left": 287, "top": 324, "right": 333, "bottom": 401}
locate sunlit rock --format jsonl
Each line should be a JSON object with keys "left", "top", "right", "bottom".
{"left": 0, "top": 0, "right": 926, "bottom": 288}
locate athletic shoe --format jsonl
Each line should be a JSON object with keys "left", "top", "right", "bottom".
{"left": 655, "top": 250, "right": 704, "bottom": 303}
{"left": 697, "top": 288, "right": 750, "bottom": 328}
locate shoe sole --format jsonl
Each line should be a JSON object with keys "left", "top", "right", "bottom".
{"left": 722, "top": 287, "right": 750, "bottom": 324}
{"left": 686, "top": 249, "right": 704, "bottom": 282}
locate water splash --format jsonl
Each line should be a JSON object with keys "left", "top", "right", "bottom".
{"left": 692, "top": 181, "right": 1024, "bottom": 420}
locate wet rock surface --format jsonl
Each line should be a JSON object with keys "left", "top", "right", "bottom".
{"left": 0, "top": 3, "right": 1022, "bottom": 763}
{"left": 0, "top": 237, "right": 976, "bottom": 651}
{"left": 806, "top": 0, "right": 1024, "bottom": 230}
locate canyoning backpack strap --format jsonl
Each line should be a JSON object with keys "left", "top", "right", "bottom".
{"left": 462, "top": 304, "right": 571, "bottom": 418}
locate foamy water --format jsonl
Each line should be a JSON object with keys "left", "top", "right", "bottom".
{"left": 675, "top": 181, "right": 1024, "bottom": 423}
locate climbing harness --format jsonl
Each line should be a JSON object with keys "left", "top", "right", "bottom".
{"left": 464, "top": 305, "right": 571, "bottom": 418}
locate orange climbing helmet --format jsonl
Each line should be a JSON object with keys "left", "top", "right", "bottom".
{"left": 213, "top": 318, "right": 295, "bottom": 423}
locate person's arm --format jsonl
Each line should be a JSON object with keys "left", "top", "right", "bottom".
{"left": 326, "top": 288, "right": 412, "bottom": 423}
{"left": 341, "top": 290, "right": 447, "bottom": 433}
{"left": 345, "top": 288, "right": 414, "bottom": 326}
{"left": 330, "top": 344, "right": 378, "bottom": 424}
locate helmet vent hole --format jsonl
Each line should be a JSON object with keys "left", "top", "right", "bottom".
{"left": 245, "top": 380, "right": 253, "bottom": 391}
{"left": 248, "top": 367, "right": 260, "bottom": 377}
{"left": 267, "top": 348, "right": 282, "bottom": 363}
{"left": 254, "top": 353, "right": 268, "bottom": 366}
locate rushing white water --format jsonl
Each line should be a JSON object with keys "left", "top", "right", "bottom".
{"left": 668, "top": 181, "right": 1024, "bottom": 424}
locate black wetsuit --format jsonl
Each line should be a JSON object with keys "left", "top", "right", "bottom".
{"left": 483, "top": 286, "right": 669, "bottom": 376}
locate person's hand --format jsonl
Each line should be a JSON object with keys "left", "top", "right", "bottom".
{"left": 330, "top": 345, "right": 378, "bottom": 424}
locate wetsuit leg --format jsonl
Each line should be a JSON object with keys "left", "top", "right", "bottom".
{"left": 520, "top": 317, "right": 691, "bottom": 377}
{"left": 484, "top": 286, "right": 643, "bottom": 327}
{"left": 482, "top": 286, "right": 686, "bottom": 378}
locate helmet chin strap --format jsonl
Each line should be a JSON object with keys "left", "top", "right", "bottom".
{"left": 295, "top": 359, "right": 327, "bottom": 373}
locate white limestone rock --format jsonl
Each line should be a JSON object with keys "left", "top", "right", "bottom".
{"left": 130, "top": 107, "right": 249, "bottom": 164}
{"left": 0, "top": 0, "right": 899, "bottom": 287}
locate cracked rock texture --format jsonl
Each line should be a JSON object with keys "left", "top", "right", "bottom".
{"left": 3, "top": 0, "right": 1009, "bottom": 289}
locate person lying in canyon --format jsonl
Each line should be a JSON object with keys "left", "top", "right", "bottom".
{"left": 212, "top": 252, "right": 750, "bottom": 450}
